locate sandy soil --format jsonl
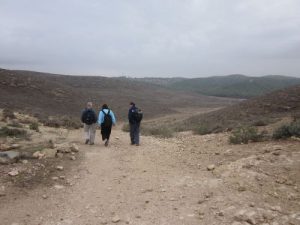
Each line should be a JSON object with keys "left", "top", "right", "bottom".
{"left": 0, "top": 125, "right": 299, "bottom": 225}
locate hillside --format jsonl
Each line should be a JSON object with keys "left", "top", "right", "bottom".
{"left": 0, "top": 68, "right": 237, "bottom": 121}
{"left": 177, "top": 85, "right": 300, "bottom": 133}
{"left": 138, "top": 74, "right": 300, "bottom": 98}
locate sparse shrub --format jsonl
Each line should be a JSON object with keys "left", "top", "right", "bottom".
{"left": 273, "top": 120, "right": 300, "bottom": 139}
{"left": 193, "top": 125, "right": 210, "bottom": 135}
{"left": 2, "top": 108, "right": 16, "bottom": 120}
{"left": 0, "top": 126, "right": 27, "bottom": 138}
{"left": 43, "top": 116, "right": 81, "bottom": 129}
{"left": 122, "top": 123, "right": 130, "bottom": 132}
{"left": 142, "top": 126, "right": 174, "bottom": 138}
{"left": 8, "top": 120, "right": 23, "bottom": 128}
{"left": 43, "top": 118, "right": 61, "bottom": 128}
{"left": 252, "top": 120, "right": 268, "bottom": 126}
{"left": 289, "top": 120, "right": 300, "bottom": 137}
{"left": 29, "top": 122, "right": 39, "bottom": 132}
{"left": 61, "top": 116, "right": 82, "bottom": 129}
{"left": 229, "top": 126, "right": 263, "bottom": 144}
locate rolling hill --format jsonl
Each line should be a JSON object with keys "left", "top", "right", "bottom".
{"left": 0, "top": 68, "right": 237, "bottom": 121}
{"left": 174, "top": 84, "right": 300, "bottom": 133}
{"left": 138, "top": 74, "right": 300, "bottom": 98}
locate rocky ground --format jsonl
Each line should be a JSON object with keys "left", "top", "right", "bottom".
{"left": 0, "top": 115, "right": 299, "bottom": 225}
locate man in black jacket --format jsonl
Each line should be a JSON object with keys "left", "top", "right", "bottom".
{"left": 81, "top": 102, "right": 97, "bottom": 145}
{"left": 128, "top": 102, "right": 142, "bottom": 146}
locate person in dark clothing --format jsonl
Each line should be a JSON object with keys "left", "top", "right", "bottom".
{"left": 81, "top": 102, "right": 98, "bottom": 145}
{"left": 98, "top": 104, "right": 116, "bottom": 146}
{"left": 128, "top": 102, "right": 142, "bottom": 146}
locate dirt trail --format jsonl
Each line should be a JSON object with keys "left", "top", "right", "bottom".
{"left": 0, "top": 126, "right": 299, "bottom": 225}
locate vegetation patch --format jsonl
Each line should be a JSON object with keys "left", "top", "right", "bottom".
{"left": 193, "top": 124, "right": 210, "bottom": 135}
{"left": 142, "top": 125, "right": 174, "bottom": 138}
{"left": 42, "top": 116, "right": 82, "bottom": 129}
{"left": 229, "top": 126, "right": 265, "bottom": 144}
{"left": 0, "top": 126, "right": 28, "bottom": 138}
{"left": 273, "top": 120, "right": 300, "bottom": 139}
{"left": 29, "top": 122, "right": 39, "bottom": 132}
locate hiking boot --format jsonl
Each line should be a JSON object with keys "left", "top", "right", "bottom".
{"left": 135, "top": 144, "right": 140, "bottom": 146}
{"left": 85, "top": 139, "right": 89, "bottom": 144}
{"left": 89, "top": 142, "right": 94, "bottom": 145}
{"left": 105, "top": 140, "right": 109, "bottom": 147}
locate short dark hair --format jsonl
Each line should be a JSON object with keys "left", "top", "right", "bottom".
{"left": 130, "top": 102, "right": 135, "bottom": 106}
{"left": 102, "top": 104, "right": 108, "bottom": 109}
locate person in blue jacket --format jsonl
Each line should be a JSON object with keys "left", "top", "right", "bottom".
{"left": 98, "top": 104, "right": 116, "bottom": 146}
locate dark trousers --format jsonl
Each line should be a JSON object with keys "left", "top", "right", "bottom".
{"left": 129, "top": 123, "right": 140, "bottom": 144}
{"left": 101, "top": 124, "right": 112, "bottom": 141}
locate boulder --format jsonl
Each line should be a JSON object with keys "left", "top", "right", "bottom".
{"left": 0, "top": 151, "right": 20, "bottom": 164}
{"left": 32, "top": 151, "right": 45, "bottom": 159}
{"left": 70, "top": 143, "right": 79, "bottom": 152}
{"left": 207, "top": 164, "right": 215, "bottom": 171}
{"left": 41, "top": 148, "right": 57, "bottom": 158}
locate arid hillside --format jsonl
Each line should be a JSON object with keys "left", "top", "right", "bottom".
{"left": 178, "top": 85, "right": 300, "bottom": 132}
{"left": 0, "top": 68, "right": 238, "bottom": 121}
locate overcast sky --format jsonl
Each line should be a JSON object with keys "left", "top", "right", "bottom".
{"left": 0, "top": 0, "right": 300, "bottom": 77}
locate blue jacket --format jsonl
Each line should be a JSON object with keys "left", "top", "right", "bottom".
{"left": 98, "top": 109, "right": 116, "bottom": 125}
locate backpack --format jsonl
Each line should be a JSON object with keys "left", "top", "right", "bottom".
{"left": 102, "top": 110, "right": 112, "bottom": 127}
{"left": 134, "top": 108, "right": 143, "bottom": 123}
{"left": 83, "top": 110, "right": 96, "bottom": 125}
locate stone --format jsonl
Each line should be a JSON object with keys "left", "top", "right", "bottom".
{"left": 54, "top": 185, "right": 64, "bottom": 189}
{"left": 56, "top": 166, "right": 64, "bottom": 171}
{"left": 56, "top": 152, "right": 64, "bottom": 158}
{"left": 0, "top": 151, "right": 20, "bottom": 164}
{"left": 42, "top": 194, "right": 48, "bottom": 199}
{"left": 272, "top": 151, "right": 280, "bottom": 156}
{"left": 207, "top": 164, "right": 215, "bottom": 171}
{"left": 51, "top": 176, "right": 59, "bottom": 180}
{"left": 238, "top": 186, "right": 247, "bottom": 192}
{"left": 41, "top": 148, "right": 57, "bottom": 158}
{"left": 21, "top": 159, "right": 28, "bottom": 164}
{"left": 8, "top": 169, "right": 19, "bottom": 176}
{"left": 0, "top": 144, "right": 10, "bottom": 151}
{"left": 112, "top": 216, "right": 120, "bottom": 223}
{"left": 32, "top": 151, "right": 45, "bottom": 159}
{"left": 70, "top": 156, "right": 76, "bottom": 160}
{"left": 56, "top": 145, "right": 71, "bottom": 153}
{"left": 70, "top": 143, "right": 79, "bottom": 152}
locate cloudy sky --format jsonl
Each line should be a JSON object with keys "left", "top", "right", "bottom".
{"left": 0, "top": 0, "right": 300, "bottom": 77}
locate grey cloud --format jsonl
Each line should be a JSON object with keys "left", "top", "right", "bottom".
{"left": 0, "top": 0, "right": 299, "bottom": 77}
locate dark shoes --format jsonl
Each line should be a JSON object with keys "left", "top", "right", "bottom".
{"left": 89, "top": 142, "right": 94, "bottom": 145}
{"left": 85, "top": 139, "right": 89, "bottom": 144}
{"left": 105, "top": 139, "right": 109, "bottom": 147}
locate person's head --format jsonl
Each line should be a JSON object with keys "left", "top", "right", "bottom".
{"left": 86, "top": 102, "right": 93, "bottom": 109}
{"left": 130, "top": 102, "right": 135, "bottom": 107}
{"left": 102, "top": 104, "right": 108, "bottom": 109}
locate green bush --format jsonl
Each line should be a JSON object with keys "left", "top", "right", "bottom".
{"left": 42, "top": 116, "right": 82, "bottom": 129}
{"left": 29, "top": 122, "right": 39, "bottom": 132}
{"left": 229, "top": 126, "right": 263, "bottom": 144}
{"left": 193, "top": 125, "right": 210, "bottom": 135}
{"left": 273, "top": 120, "right": 300, "bottom": 139}
{"left": 0, "top": 126, "right": 27, "bottom": 138}
{"left": 142, "top": 126, "right": 174, "bottom": 138}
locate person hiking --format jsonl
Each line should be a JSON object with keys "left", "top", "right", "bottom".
{"left": 81, "top": 102, "right": 98, "bottom": 145}
{"left": 128, "top": 102, "right": 143, "bottom": 146}
{"left": 98, "top": 104, "right": 116, "bottom": 146}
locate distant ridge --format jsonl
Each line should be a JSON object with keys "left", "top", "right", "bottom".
{"left": 138, "top": 74, "right": 300, "bottom": 98}
{"left": 0, "top": 68, "right": 237, "bottom": 120}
